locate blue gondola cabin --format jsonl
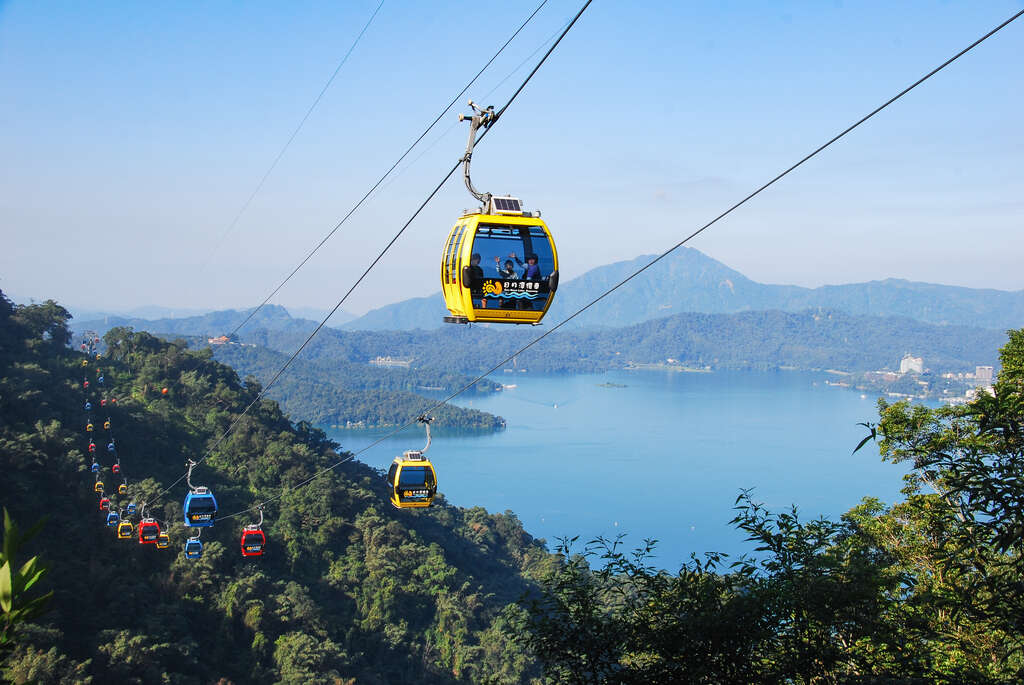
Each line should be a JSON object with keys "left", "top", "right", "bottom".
{"left": 184, "top": 487, "right": 218, "bottom": 527}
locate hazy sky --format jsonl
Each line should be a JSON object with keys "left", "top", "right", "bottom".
{"left": 2, "top": 1, "right": 1022, "bottom": 317}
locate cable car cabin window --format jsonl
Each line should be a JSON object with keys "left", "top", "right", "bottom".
{"left": 454, "top": 223, "right": 472, "bottom": 282}
{"left": 398, "top": 465, "right": 435, "bottom": 488}
{"left": 187, "top": 497, "right": 217, "bottom": 514}
{"left": 447, "top": 223, "right": 468, "bottom": 285}
{"left": 470, "top": 224, "right": 554, "bottom": 312}
{"left": 443, "top": 224, "right": 464, "bottom": 284}
{"left": 386, "top": 463, "right": 398, "bottom": 486}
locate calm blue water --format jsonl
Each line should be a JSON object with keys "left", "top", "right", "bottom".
{"left": 326, "top": 370, "right": 906, "bottom": 567}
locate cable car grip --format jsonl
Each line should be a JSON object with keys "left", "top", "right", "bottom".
{"left": 185, "top": 458, "right": 198, "bottom": 492}
{"left": 416, "top": 416, "right": 433, "bottom": 455}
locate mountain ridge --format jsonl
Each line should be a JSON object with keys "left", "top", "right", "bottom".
{"left": 342, "top": 248, "right": 1024, "bottom": 331}
{"left": 67, "top": 249, "right": 1024, "bottom": 337}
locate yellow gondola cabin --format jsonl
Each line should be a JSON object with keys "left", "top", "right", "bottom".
{"left": 441, "top": 101, "right": 559, "bottom": 324}
{"left": 441, "top": 198, "right": 558, "bottom": 324}
{"left": 386, "top": 450, "right": 437, "bottom": 509}
{"left": 384, "top": 417, "right": 437, "bottom": 509}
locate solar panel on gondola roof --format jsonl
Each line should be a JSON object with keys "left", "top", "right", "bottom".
{"left": 492, "top": 196, "right": 522, "bottom": 213}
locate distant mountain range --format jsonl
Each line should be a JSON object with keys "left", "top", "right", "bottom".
{"left": 66, "top": 249, "right": 1023, "bottom": 338}
{"left": 71, "top": 304, "right": 320, "bottom": 339}
{"left": 243, "top": 309, "right": 1003, "bottom": 377}
{"left": 341, "top": 248, "right": 1024, "bottom": 331}
{"left": 70, "top": 304, "right": 354, "bottom": 337}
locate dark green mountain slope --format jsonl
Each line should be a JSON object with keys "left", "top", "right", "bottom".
{"left": 0, "top": 292, "right": 549, "bottom": 683}
{"left": 211, "top": 343, "right": 504, "bottom": 430}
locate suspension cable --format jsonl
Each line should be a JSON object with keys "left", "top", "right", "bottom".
{"left": 214, "top": 5, "right": 1023, "bottom": 523}
{"left": 147, "top": 0, "right": 591, "bottom": 510}
{"left": 367, "top": 18, "right": 572, "bottom": 201}
{"left": 202, "top": 1, "right": 386, "bottom": 271}
{"left": 227, "top": 0, "right": 552, "bottom": 338}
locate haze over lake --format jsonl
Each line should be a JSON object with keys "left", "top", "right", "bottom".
{"left": 328, "top": 369, "right": 908, "bottom": 565}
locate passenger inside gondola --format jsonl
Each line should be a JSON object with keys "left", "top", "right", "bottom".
{"left": 512, "top": 252, "right": 543, "bottom": 280}
{"left": 467, "top": 253, "right": 485, "bottom": 308}
{"left": 494, "top": 257, "right": 517, "bottom": 279}
{"left": 471, "top": 225, "right": 553, "bottom": 312}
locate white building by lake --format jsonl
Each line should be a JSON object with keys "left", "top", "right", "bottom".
{"left": 899, "top": 354, "right": 924, "bottom": 374}
{"left": 975, "top": 365, "right": 994, "bottom": 384}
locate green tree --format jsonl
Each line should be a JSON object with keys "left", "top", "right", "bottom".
{"left": 862, "top": 328, "right": 1024, "bottom": 678}
{"left": 0, "top": 509, "right": 52, "bottom": 656}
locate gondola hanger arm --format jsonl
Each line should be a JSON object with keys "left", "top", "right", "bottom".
{"left": 459, "top": 101, "right": 496, "bottom": 208}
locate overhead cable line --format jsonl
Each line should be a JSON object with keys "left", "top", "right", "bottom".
{"left": 202, "top": 1, "right": 386, "bottom": 270}
{"left": 149, "top": 0, "right": 591, "bottom": 509}
{"left": 369, "top": 17, "right": 572, "bottom": 200}
{"left": 228, "top": 0, "right": 552, "bottom": 338}
{"left": 214, "top": 5, "right": 1024, "bottom": 523}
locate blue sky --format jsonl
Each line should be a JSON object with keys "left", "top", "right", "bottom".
{"left": 2, "top": 0, "right": 1022, "bottom": 316}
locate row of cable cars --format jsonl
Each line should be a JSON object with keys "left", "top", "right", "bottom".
{"left": 78, "top": 338, "right": 265, "bottom": 560}
{"left": 179, "top": 461, "right": 266, "bottom": 559}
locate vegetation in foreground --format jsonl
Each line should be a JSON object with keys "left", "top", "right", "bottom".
{"left": 513, "top": 330, "right": 1024, "bottom": 683}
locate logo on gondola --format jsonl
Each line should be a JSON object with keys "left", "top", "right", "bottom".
{"left": 190, "top": 514, "right": 212, "bottom": 521}
{"left": 482, "top": 279, "right": 541, "bottom": 299}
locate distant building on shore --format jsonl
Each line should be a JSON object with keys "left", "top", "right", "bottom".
{"left": 901, "top": 352, "right": 925, "bottom": 374}
{"left": 370, "top": 356, "right": 412, "bottom": 368}
{"left": 975, "top": 365, "right": 994, "bottom": 384}
{"left": 208, "top": 334, "right": 238, "bottom": 345}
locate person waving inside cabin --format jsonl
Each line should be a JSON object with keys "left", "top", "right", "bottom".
{"left": 511, "top": 252, "right": 542, "bottom": 280}
{"left": 494, "top": 256, "right": 518, "bottom": 280}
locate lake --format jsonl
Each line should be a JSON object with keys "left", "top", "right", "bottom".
{"left": 326, "top": 370, "right": 908, "bottom": 567}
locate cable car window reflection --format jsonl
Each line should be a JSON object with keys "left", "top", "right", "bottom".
{"left": 472, "top": 224, "right": 553, "bottom": 311}
{"left": 188, "top": 499, "right": 217, "bottom": 514}
{"left": 399, "top": 466, "right": 429, "bottom": 486}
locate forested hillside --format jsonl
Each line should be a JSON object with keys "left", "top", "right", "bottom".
{"left": 0, "top": 292, "right": 551, "bottom": 683}
{"left": 70, "top": 305, "right": 509, "bottom": 431}
{"left": 211, "top": 343, "right": 504, "bottom": 431}
{"left": 251, "top": 308, "right": 1004, "bottom": 377}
